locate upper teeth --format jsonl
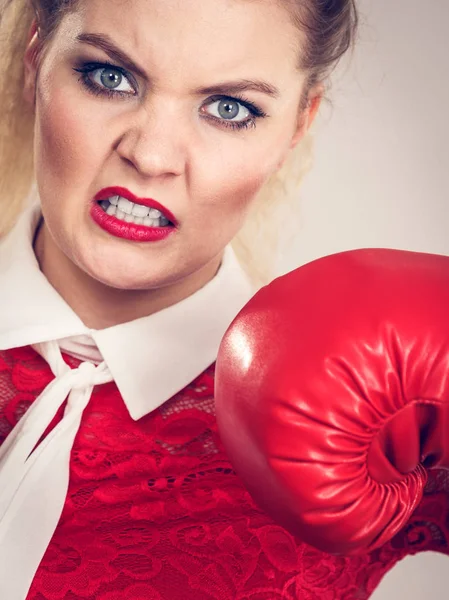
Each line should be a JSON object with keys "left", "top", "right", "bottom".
{"left": 109, "top": 195, "right": 165, "bottom": 220}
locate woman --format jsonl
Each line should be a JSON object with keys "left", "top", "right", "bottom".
{"left": 0, "top": 0, "right": 424, "bottom": 598}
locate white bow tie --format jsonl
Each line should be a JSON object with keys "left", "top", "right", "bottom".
{"left": 0, "top": 340, "right": 112, "bottom": 599}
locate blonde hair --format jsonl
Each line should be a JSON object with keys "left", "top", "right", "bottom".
{"left": 0, "top": 0, "right": 35, "bottom": 235}
{"left": 0, "top": 0, "right": 332, "bottom": 290}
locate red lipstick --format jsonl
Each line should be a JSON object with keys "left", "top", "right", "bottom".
{"left": 91, "top": 186, "right": 178, "bottom": 243}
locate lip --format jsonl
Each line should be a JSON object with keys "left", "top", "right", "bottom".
{"left": 90, "top": 203, "right": 175, "bottom": 242}
{"left": 94, "top": 186, "right": 178, "bottom": 226}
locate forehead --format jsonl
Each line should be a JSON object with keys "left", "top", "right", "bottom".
{"left": 60, "top": 0, "right": 304, "bottom": 92}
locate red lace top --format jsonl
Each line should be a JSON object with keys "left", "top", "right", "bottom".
{"left": 1, "top": 345, "right": 448, "bottom": 600}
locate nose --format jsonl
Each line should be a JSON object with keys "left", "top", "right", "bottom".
{"left": 115, "top": 105, "right": 187, "bottom": 178}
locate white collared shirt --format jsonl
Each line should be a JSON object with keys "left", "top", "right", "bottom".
{"left": 0, "top": 204, "right": 256, "bottom": 419}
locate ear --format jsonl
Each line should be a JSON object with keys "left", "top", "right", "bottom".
{"left": 290, "top": 83, "right": 324, "bottom": 148}
{"left": 23, "top": 19, "right": 42, "bottom": 106}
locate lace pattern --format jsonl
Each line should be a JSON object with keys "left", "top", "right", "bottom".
{"left": 0, "top": 346, "right": 447, "bottom": 599}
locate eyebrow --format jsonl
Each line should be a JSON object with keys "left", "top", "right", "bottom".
{"left": 76, "top": 32, "right": 280, "bottom": 99}
{"left": 196, "top": 80, "right": 279, "bottom": 99}
{"left": 76, "top": 33, "right": 148, "bottom": 79}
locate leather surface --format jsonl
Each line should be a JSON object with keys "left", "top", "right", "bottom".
{"left": 215, "top": 248, "right": 449, "bottom": 554}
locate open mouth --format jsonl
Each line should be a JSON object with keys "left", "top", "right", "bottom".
{"left": 98, "top": 195, "right": 174, "bottom": 227}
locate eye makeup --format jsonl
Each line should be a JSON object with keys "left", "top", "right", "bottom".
{"left": 73, "top": 60, "right": 268, "bottom": 131}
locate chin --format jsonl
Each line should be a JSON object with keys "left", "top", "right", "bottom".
{"left": 95, "top": 268, "right": 173, "bottom": 292}
{"left": 78, "top": 252, "right": 171, "bottom": 291}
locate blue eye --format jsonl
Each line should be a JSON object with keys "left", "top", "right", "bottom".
{"left": 201, "top": 95, "right": 267, "bottom": 131}
{"left": 93, "top": 66, "right": 134, "bottom": 93}
{"left": 205, "top": 99, "right": 250, "bottom": 122}
{"left": 73, "top": 62, "right": 136, "bottom": 97}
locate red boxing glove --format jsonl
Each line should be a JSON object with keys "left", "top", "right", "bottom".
{"left": 215, "top": 249, "right": 449, "bottom": 555}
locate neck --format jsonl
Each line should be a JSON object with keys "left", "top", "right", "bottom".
{"left": 34, "top": 221, "right": 221, "bottom": 329}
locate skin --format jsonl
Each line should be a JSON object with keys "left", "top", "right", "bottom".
{"left": 23, "top": 0, "right": 322, "bottom": 329}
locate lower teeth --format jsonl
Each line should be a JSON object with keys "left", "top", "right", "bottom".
{"left": 99, "top": 200, "right": 170, "bottom": 227}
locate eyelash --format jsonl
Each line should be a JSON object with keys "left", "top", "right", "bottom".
{"left": 72, "top": 61, "right": 267, "bottom": 131}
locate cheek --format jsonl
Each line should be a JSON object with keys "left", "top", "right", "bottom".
{"left": 34, "top": 81, "right": 102, "bottom": 201}
{"left": 218, "top": 166, "right": 267, "bottom": 213}
{"left": 195, "top": 139, "right": 285, "bottom": 221}
{"left": 36, "top": 89, "right": 80, "bottom": 173}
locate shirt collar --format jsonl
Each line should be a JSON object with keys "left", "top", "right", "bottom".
{"left": 0, "top": 205, "right": 257, "bottom": 420}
